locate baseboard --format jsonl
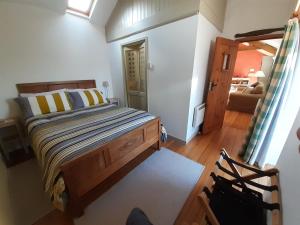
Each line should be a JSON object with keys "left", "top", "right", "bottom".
{"left": 185, "top": 129, "right": 200, "bottom": 144}
{"left": 168, "top": 135, "right": 186, "bottom": 145}
{"left": 168, "top": 129, "right": 200, "bottom": 145}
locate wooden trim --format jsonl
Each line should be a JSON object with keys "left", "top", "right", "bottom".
{"left": 231, "top": 168, "right": 279, "bottom": 182}
{"left": 121, "top": 38, "right": 149, "bottom": 110}
{"left": 167, "top": 135, "right": 186, "bottom": 145}
{"left": 16, "top": 80, "right": 96, "bottom": 94}
{"left": 236, "top": 34, "right": 284, "bottom": 43}
{"left": 198, "top": 193, "right": 220, "bottom": 225}
{"left": 61, "top": 118, "right": 161, "bottom": 217}
{"left": 235, "top": 28, "right": 285, "bottom": 38}
{"left": 291, "top": 1, "right": 300, "bottom": 19}
{"left": 80, "top": 146, "right": 157, "bottom": 212}
{"left": 292, "top": 11, "right": 300, "bottom": 19}
{"left": 271, "top": 174, "right": 282, "bottom": 225}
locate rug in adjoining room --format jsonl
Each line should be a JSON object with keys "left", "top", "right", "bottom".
{"left": 75, "top": 148, "right": 204, "bottom": 225}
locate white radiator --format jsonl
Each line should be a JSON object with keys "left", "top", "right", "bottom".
{"left": 192, "top": 103, "right": 206, "bottom": 127}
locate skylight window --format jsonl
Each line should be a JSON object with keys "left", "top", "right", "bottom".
{"left": 67, "top": 0, "right": 96, "bottom": 18}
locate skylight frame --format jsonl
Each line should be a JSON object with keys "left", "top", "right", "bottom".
{"left": 67, "top": 0, "right": 96, "bottom": 18}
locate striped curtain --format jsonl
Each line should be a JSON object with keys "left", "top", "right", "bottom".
{"left": 241, "top": 18, "right": 300, "bottom": 166}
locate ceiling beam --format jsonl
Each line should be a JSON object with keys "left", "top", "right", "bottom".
{"left": 239, "top": 41, "right": 277, "bottom": 56}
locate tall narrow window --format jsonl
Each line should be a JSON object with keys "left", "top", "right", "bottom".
{"left": 67, "top": 0, "right": 96, "bottom": 18}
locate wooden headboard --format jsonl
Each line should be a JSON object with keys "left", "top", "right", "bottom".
{"left": 16, "top": 80, "right": 96, "bottom": 94}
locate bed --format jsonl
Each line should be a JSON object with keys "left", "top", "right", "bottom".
{"left": 16, "top": 80, "right": 161, "bottom": 217}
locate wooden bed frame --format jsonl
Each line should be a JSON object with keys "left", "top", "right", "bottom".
{"left": 16, "top": 80, "right": 161, "bottom": 217}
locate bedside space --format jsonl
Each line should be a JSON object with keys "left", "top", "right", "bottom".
{"left": 0, "top": 118, "right": 33, "bottom": 167}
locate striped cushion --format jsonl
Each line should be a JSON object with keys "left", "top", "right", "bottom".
{"left": 15, "top": 92, "right": 71, "bottom": 118}
{"left": 67, "top": 89, "right": 107, "bottom": 109}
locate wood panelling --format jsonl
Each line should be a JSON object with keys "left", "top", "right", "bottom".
{"left": 145, "top": 122, "right": 159, "bottom": 143}
{"left": 106, "top": 0, "right": 199, "bottom": 42}
{"left": 61, "top": 150, "right": 107, "bottom": 197}
{"left": 108, "top": 129, "right": 144, "bottom": 163}
{"left": 16, "top": 80, "right": 96, "bottom": 94}
{"left": 60, "top": 118, "right": 160, "bottom": 217}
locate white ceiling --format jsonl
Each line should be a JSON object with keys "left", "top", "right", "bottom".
{"left": 0, "top": 0, "right": 118, "bottom": 27}
{"left": 90, "top": 0, "right": 117, "bottom": 27}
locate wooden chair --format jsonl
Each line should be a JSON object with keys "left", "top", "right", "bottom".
{"left": 198, "top": 149, "right": 282, "bottom": 225}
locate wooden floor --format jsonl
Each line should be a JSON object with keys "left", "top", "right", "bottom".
{"left": 33, "top": 110, "right": 252, "bottom": 225}
{"left": 171, "top": 110, "right": 252, "bottom": 225}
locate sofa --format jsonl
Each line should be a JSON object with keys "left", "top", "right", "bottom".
{"left": 227, "top": 82, "right": 265, "bottom": 114}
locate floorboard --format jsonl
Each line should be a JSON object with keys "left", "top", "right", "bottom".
{"left": 33, "top": 110, "right": 252, "bottom": 225}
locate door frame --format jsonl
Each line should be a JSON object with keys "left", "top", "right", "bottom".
{"left": 121, "top": 37, "right": 149, "bottom": 111}
{"left": 202, "top": 34, "right": 284, "bottom": 134}
{"left": 235, "top": 33, "right": 284, "bottom": 43}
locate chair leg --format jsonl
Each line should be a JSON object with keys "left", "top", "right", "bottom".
{"left": 198, "top": 193, "right": 220, "bottom": 225}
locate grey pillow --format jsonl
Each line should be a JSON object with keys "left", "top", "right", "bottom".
{"left": 66, "top": 92, "right": 85, "bottom": 110}
{"left": 250, "top": 85, "right": 264, "bottom": 94}
{"left": 14, "top": 97, "right": 34, "bottom": 119}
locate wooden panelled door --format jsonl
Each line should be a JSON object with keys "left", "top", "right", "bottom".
{"left": 202, "top": 37, "right": 238, "bottom": 134}
{"left": 123, "top": 41, "right": 148, "bottom": 111}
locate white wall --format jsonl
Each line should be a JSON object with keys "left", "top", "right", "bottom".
{"left": 223, "top": 0, "right": 298, "bottom": 38}
{"left": 199, "top": 0, "right": 227, "bottom": 31}
{"left": 186, "top": 15, "right": 220, "bottom": 142}
{"left": 276, "top": 108, "right": 300, "bottom": 225}
{"left": 108, "top": 15, "right": 199, "bottom": 141}
{"left": 0, "top": 2, "right": 113, "bottom": 118}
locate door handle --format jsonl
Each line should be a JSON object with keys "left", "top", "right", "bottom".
{"left": 209, "top": 81, "right": 217, "bottom": 91}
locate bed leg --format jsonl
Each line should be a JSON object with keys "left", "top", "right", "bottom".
{"left": 157, "top": 120, "right": 161, "bottom": 150}
{"left": 154, "top": 140, "right": 161, "bottom": 150}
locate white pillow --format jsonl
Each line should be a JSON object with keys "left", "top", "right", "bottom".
{"left": 66, "top": 88, "right": 107, "bottom": 109}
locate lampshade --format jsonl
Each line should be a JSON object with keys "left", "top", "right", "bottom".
{"left": 102, "top": 81, "right": 109, "bottom": 88}
{"left": 248, "top": 70, "right": 265, "bottom": 77}
{"left": 255, "top": 71, "right": 266, "bottom": 77}
{"left": 248, "top": 68, "right": 256, "bottom": 77}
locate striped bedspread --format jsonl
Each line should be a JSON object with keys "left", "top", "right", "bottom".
{"left": 26, "top": 104, "right": 156, "bottom": 208}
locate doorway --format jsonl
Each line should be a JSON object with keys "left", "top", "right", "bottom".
{"left": 122, "top": 39, "right": 148, "bottom": 111}
{"left": 202, "top": 35, "right": 283, "bottom": 134}
{"left": 227, "top": 38, "right": 282, "bottom": 114}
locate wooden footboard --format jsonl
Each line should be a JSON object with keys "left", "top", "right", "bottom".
{"left": 60, "top": 118, "right": 161, "bottom": 217}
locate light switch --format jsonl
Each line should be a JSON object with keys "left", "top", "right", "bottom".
{"left": 148, "top": 62, "right": 154, "bottom": 70}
